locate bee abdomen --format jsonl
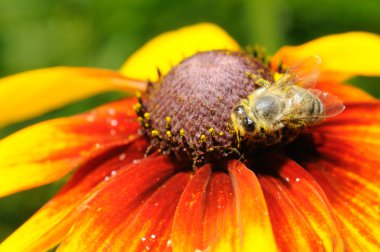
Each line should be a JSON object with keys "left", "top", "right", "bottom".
{"left": 307, "top": 92, "right": 325, "bottom": 123}
{"left": 310, "top": 95, "right": 324, "bottom": 116}
{"left": 288, "top": 87, "right": 324, "bottom": 123}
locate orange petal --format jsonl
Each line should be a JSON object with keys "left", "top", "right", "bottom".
{"left": 288, "top": 104, "right": 380, "bottom": 251}
{"left": 317, "top": 102, "right": 380, "bottom": 145}
{"left": 257, "top": 154, "right": 344, "bottom": 251}
{"left": 58, "top": 156, "right": 184, "bottom": 251}
{"left": 0, "top": 67, "right": 146, "bottom": 126}
{"left": 0, "top": 98, "right": 140, "bottom": 197}
{"left": 316, "top": 82, "right": 374, "bottom": 103}
{"left": 171, "top": 161, "right": 277, "bottom": 252}
{"left": 120, "top": 23, "right": 240, "bottom": 82}
{"left": 272, "top": 32, "right": 380, "bottom": 82}
{"left": 0, "top": 139, "right": 148, "bottom": 252}
{"left": 227, "top": 161, "right": 277, "bottom": 251}
{"left": 0, "top": 202, "right": 74, "bottom": 252}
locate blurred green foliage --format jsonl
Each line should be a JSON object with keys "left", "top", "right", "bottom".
{"left": 1, "top": 0, "right": 379, "bottom": 76}
{"left": 0, "top": 0, "right": 379, "bottom": 242}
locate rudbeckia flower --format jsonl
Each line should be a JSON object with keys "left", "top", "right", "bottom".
{"left": 0, "top": 23, "right": 380, "bottom": 251}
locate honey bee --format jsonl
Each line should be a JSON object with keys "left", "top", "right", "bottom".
{"left": 231, "top": 55, "right": 345, "bottom": 147}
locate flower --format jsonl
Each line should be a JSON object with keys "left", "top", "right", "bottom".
{"left": 0, "top": 23, "right": 380, "bottom": 251}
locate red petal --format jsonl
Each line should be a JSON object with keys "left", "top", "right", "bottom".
{"left": 256, "top": 154, "right": 344, "bottom": 251}
{"left": 0, "top": 139, "right": 148, "bottom": 251}
{"left": 0, "top": 98, "right": 140, "bottom": 197}
{"left": 288, "top": 103, "right": 380, "bottom": 250}
{"left": 171, "top": 165, "right": 214, "bottom": 250}
{"left": 57, "top": 156, "right": 185, "bottom": 251}
{"left": 109, "top": 171, "right": 191, "bottom": 251}
{"left": 171, "top": 161, "right": 277, "bottom": 252}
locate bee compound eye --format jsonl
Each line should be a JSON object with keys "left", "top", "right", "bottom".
{"left": 234, "top": 105, "right": 246, "bottom": 115}
{"left": 243, "top": 117, "right": 255, "bottom": 131}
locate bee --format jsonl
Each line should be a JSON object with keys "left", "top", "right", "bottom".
{"left": 231, "top": 55, "right": 345, "bottom": 147}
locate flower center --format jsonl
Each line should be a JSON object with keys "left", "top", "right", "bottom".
{"left": 135, "top": 50, "right": 274, "bottom": 166}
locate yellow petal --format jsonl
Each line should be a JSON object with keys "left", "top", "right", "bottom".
{"left": 0, "top": 203, "right": 74, "bottom": 252}
{"left": 120, "top": 23, "right": 240, "bottom": 82}
{"left": 0, "top": 67, "right": 146, "bottom": 127}
{"left": 0, "top": 99, "right": 139, "bottom": 197}
{"left": 0, "top": 139, "right": 148, "bottom": 252}
{"left": 272, "top": 32, "right": 380, "bottom": 82}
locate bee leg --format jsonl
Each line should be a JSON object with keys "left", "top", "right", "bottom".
{"left": 226, "top": 146, "right": 244, "bottom": 161}
{"left": 191, "top": 153, "right": 203, "bottom": 173}
{"left": 235, "top": 130, "right": 241, "bottom": 148}
{"left": 211, "top": 145, "right": 243, "bottom": 161}
{"left": 255, "top": 78, "right": 271, "bottom": 88}
{"left": 226, "top": 123, "right": 241, "bottom": 148}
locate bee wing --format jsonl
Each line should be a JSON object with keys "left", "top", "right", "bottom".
{"left": 308, "top": 89, "right": 345, "bottom": 117}
{"left": 266, "top": 55, "right": 322, "bottom": 93}
{"left": 279, "top": 88, "right": 345, "bottom": 124}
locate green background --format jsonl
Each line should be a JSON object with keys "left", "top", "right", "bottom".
{"left": 0, "top": 0, "right": 379, "bottom": 242}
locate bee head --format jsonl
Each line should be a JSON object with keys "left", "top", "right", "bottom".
{"left": 232, "top": 105, "right": 256, "bottom": 133}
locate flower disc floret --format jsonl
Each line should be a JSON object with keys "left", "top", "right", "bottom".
{"left": 137, "top": 50, "right": 274, "bottom": 165}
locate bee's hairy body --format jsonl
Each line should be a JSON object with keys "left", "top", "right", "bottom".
{"left": 232, "top": 86, "right": 324, "bottom": 147}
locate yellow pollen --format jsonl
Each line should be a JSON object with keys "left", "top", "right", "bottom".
{"left": 208, "top": 128, "right": 215, "bottom": 137}
{"left": 133, "top": 103, "right": 142, "bottom": 112}
{"left": 180, "top": 129, "right": 185, "bottom": 137}
{"left": 144, "top": 112, "right": 150, "bottom": 120}
{"left": 165, "top": 116, "right": 172, "bottom": 129}
{"left": 151, "top": 130, "right": 159, "bottom": 137}
{"left": 200, "top": 134, "right": 207, "bottom": 142}
{"left": 166, "top": 130, "right": 172, "bottom": 138}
